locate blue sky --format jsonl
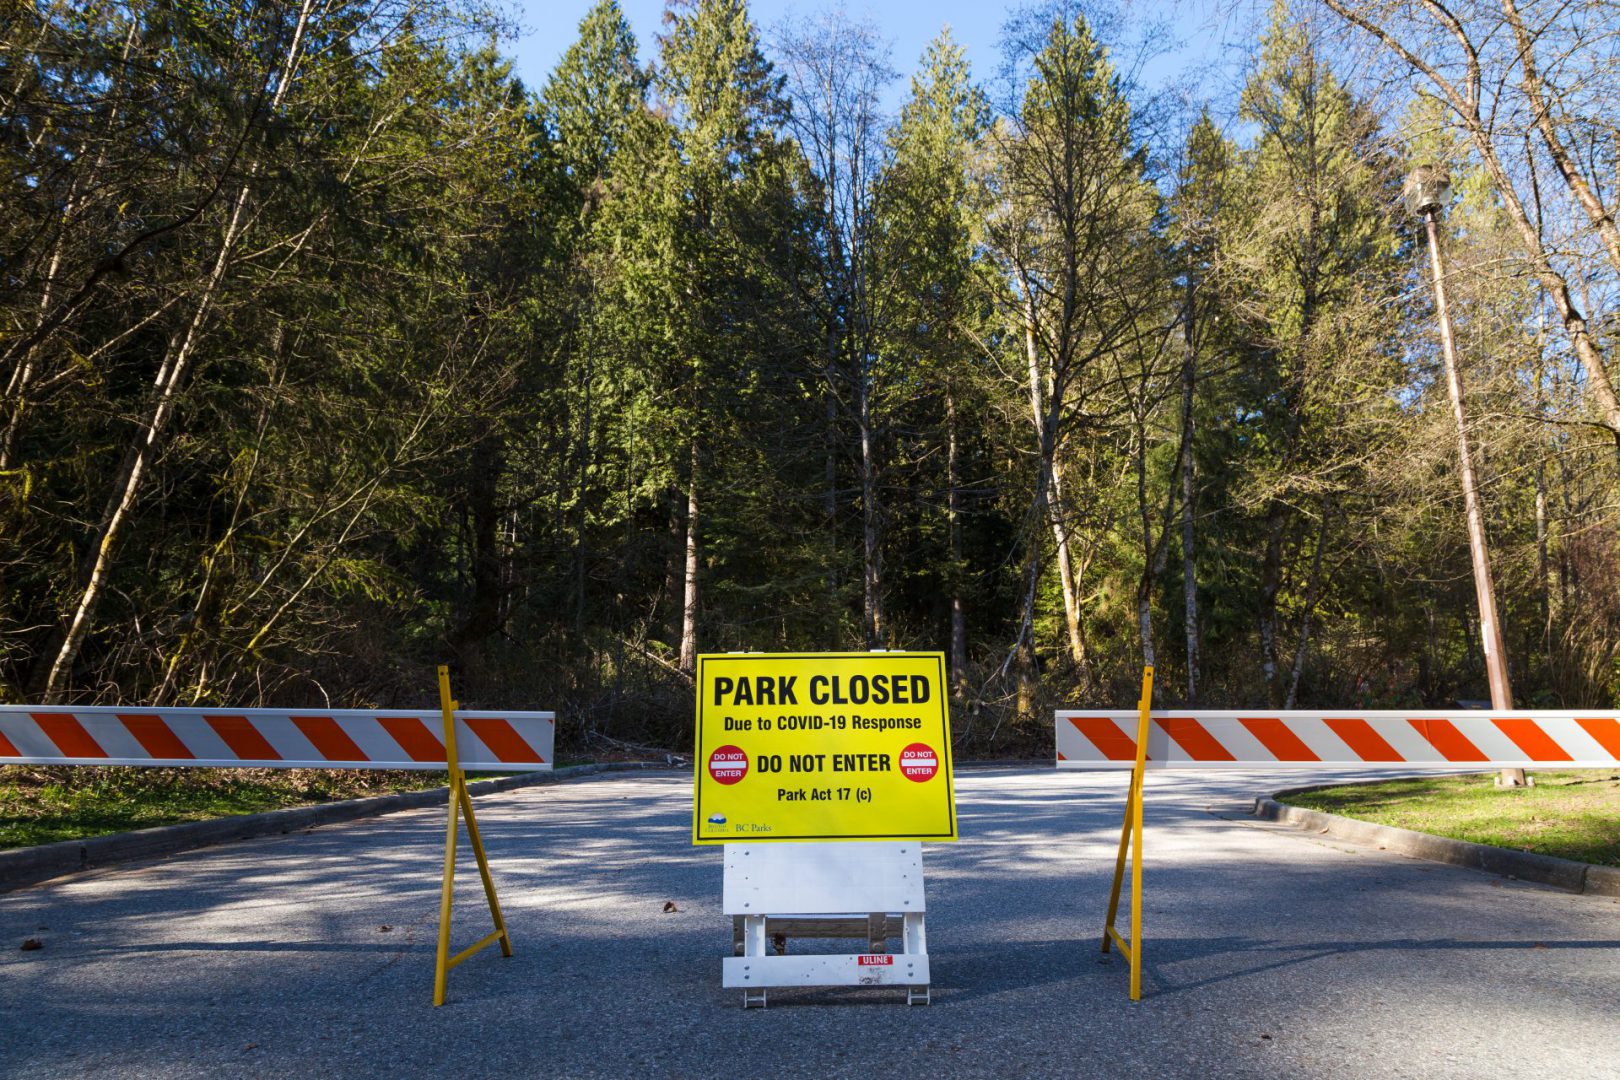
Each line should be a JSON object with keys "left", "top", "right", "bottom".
{"left": 504, "top": 1, "right": 1246, "bottom": 112}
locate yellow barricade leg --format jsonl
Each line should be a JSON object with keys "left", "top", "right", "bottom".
{"left": 432, "top": 664, "right": 513, "bottom": 1007}
{"left": 434, "top": 773, "right": 460, "bottom": 1007}
{"left": 1101, "top": 778, "right": 1136, "bottom": 950}
{"left": 1100, "top": 665, "right": 1153, "bottom": 1001}
{"left": 458, "top": 783, "right": 512, "bottom": 957}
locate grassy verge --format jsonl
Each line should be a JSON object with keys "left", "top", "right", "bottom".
{"left": 1285, "top": 770, "right": 1620, "bottom": 868}
{"left": 0, "top": 765, "right": 452, "bottom": 850}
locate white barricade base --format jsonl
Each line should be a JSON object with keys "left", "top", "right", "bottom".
{"left": 721, "top": 841, "right": 929, "bottom": 1007}
{"left": 723, "top": 950, "right": 930, "bottom": 992}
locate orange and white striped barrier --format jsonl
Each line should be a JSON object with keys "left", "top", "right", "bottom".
{"left": 3, "top": 668, "right": 543, "bottom": 1008}
{"left": 1056, "top": 709, "right": 1620, "bottom": 769}
{"left": 1071, "top": 672, "right": 1620, "bottom": 1005}
{"left": 0, "top": 705, "right": 553, "bottom": 770}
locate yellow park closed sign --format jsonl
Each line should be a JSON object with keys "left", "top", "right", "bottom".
{"left": 692, "top": 652, "right": 957, "bottom": 844}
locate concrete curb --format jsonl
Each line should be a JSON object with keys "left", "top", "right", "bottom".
{"left": 0, "top": 762, "right": 671, "bottom": 892}
{"left": 1253, "top": 794, "right": 1620, "bottom": 897}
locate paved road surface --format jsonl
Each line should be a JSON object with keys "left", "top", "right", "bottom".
{"left": 2, "top": 767, "right": 1617, "bottom": 1079}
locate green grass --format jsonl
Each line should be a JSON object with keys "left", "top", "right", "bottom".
{"left": 1286, "top": 771, "right": 1620, "bottom": 868}
{"left": 0, "top": 765, "right": 451, "bottom": 849}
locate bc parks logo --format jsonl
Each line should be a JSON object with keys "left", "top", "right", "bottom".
{"left": 707, "top": 813, "right": 727, "bottom": 825}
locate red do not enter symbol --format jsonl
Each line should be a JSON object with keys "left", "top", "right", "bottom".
{"left": 708, "top": 745, "right": 749, "bottom": 785}
{"left": 899, "top": 743, "right": 939, "bottom": 782}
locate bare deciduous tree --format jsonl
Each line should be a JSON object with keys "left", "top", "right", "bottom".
{"left": 1319, "top": 0, "right": 1620, "bottom": 456}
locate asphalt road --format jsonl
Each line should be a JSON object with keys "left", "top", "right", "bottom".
{"left": 2, "top": 766, "right": 1618, "bottom": 1079}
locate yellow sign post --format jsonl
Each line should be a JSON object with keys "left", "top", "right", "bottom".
{"left": 1101, "top": 665, "right": 1154, "bottom": 1000}
{"left": 692, "top": 652, "right": 957, "bottom": 844}
{"left": 432, "top": 664, "right": 512, "bottom": 1006}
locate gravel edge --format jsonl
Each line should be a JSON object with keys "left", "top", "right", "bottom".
{"left": 0, "top": 762, "right": 673, "bottom": 892}
{"left": 1253, "top": 793, "right": 1620, "bottom": 898}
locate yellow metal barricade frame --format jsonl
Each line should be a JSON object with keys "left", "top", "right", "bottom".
{"left": 432, "top": 664, "right": 513, "bottom": 1006}
{"left": 1101, "top": 665, "right": 1153, "bottom": 1001}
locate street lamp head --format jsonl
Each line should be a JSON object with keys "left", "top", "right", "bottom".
{"left": 1404, "top": 165, "right": 1452, "bottom": 217}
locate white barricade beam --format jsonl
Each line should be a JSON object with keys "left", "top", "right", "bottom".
{"left": 0, "top": 706, "right": 554, "bottom": 770}
{"left": 1055, "top": 709, "right": 1620, "bottom": 769}
{"left": 723, "top": 953, "right": 929, "bottom": 989}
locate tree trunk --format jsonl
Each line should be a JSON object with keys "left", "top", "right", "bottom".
{"left": 858, "top": 360, "right": 884, "bottom": 647}
{"left": 678, "top": 440, "right": 701, "bottom": 674}
{"left": 574, "top": 343, "right": 593, "bottom": 640}
{"left": 1258, "top": 298, "right": 1314, "bottom": 708}
{"left": 1014, "top": 538, "right": 1041, "bottom": 720}
{"left": 450, "top": 432, "right": 507, "bottom": 669}
{"left": 1049, "top": 463, "right": 1086, "bottom": 671}
{"left": 1023, "top": 295, "right": 1083, "bottom": 667}
{"left": 1483, "top": 156, "right": 1620, "bottom": 453}
{"left": 1258, "top": 507, "right": 1286, "bottom": 705}
{"left": 1011, "top": 416, "right": 1056, "bottom": 720}
{"left": 819, "top": 382, "right": 841, "bottom": 612}
{"left": 1284, "top": 511, "right": 1330, "bottom": 709}
{"left": 946, "top": 379, "right": 967, "bottom": 692}
{"left": 1135, "top": 413, "right": 1180, "bottom": 674}
{"left": 824, "top": 380, "right": 839, "bottom": 522}
{"left": 663, "top": 490, "right": 684, "bottom": 639}
{"left": 1501, "top": 0, "right": 1620, "bottom": 283}
{"left": 1536, "top": 457, "right": 1551, "bottom": 647}
{"left": 1179, "top": 283, "right": 1200, "bottom": 704}
{"left": 1136, "top": 419, "right": 1157, "bottom": 670}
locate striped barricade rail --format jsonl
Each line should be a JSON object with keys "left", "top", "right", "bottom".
{"left": 1066, "top": 674, "right": 1620, "bottom": 1004}
{"left": 1, "top": 667, "right": 546, "bottom": 1007}
{"left": 1056, "top": 709, "right": 1620, "bottom": 769}
{"left": 0, "top": 705, "right": 554, "bottom": 770}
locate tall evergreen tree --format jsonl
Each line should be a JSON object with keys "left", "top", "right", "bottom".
{"left": 1164, "top": 111, "right": 1237, "bottom": 703}
{"left": 874, "top": 29, "right": 995, "bottom": 683}
{"left": 656, "top": 0, "right": 802, "bottom": 671}
{"left": 1225, "top": 4, "right": 1403, "bottom": 705}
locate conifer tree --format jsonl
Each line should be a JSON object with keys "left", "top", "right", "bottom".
{"left": 1226, "top": 4, "right": 1402, "bottom": 705}
{"left": 875, "top": 28, "right": 994, "bottom": 683}
{"left": 657, "top": 0, "right": 800, "bottom": 671}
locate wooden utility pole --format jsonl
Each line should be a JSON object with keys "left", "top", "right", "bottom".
{"left": 1408, "top": 167, "right": 1525, "bottom": 786}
